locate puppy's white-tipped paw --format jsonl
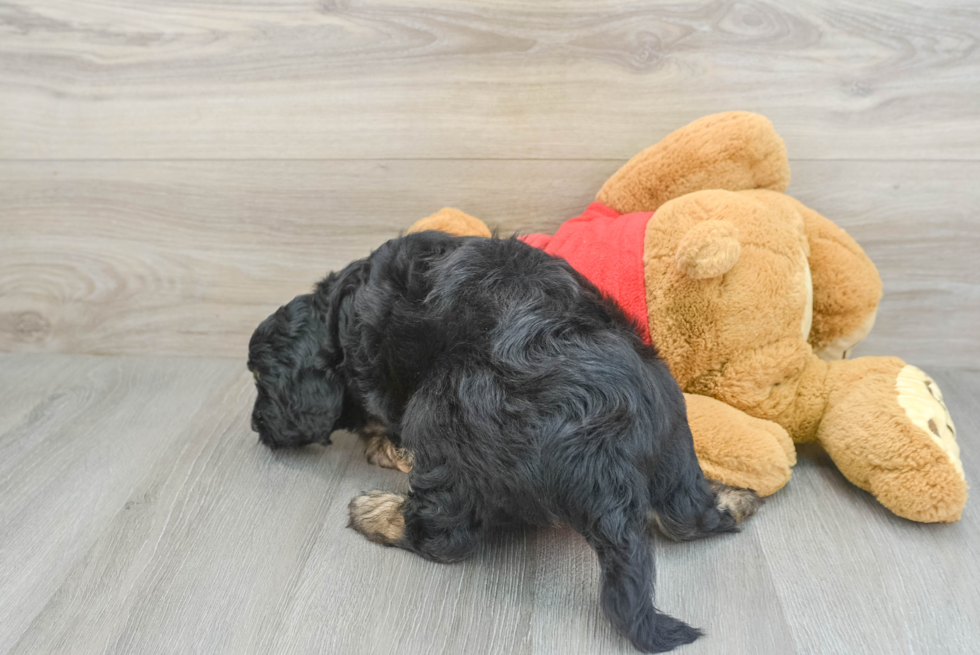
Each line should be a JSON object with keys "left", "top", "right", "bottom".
{"left": 710, "top": 481, "right": 761, "bottom": 524}
{"left": 348, "top": 492, "right": 406, "bottom": 545}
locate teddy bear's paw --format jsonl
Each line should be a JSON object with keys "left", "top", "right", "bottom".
{"left": 408, "top": 208, "right": 491, "bottom": 238}
{"left": 684, "top": 393, "right": 795, "bottom": 497}
{"left": 895, "top": 365, "right": 964, "bottom": 483}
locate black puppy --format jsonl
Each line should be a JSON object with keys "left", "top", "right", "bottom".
{"left": 247, "top": 231, "right": 758, "bottom": 653}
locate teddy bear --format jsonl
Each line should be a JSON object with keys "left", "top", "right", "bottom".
{"left": 407, "top": 112, "right": 967, "bottom": 523}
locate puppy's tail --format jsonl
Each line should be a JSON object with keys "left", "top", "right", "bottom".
{"left": 596, "top": 535, "right": 702, "bottom": 653}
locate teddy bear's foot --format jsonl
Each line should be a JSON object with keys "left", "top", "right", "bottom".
{"left": 893, "top": 365, "right": 962, "bottom": 478}
{"left": 820, "top": 358, "right": 967, "bottom": 523}
{"left": 873, "top": 365, "right": 966, "bottom": 521}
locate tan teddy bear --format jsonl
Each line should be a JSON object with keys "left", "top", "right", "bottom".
{"left": 408, "top": 112, "right": 967, "bottom": 523}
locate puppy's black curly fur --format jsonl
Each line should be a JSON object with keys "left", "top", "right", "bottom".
{"left": 248, "top": 231, "right": 757, "bottom": 653}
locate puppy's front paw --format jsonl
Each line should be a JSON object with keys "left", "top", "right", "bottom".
{"left": 710, "top": 481, "right": 761, "bottom": 524}
{"left": 364, "top": 433, "right": 414, "bottom": 473}
{"left": 362, "top": 423, "right": 414, "bottom": 473}
{"left": 348, "top": 492, "right": 407, "bottom": 545}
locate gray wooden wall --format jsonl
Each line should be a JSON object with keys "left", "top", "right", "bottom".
{"left": 1, "top": 0, "right": 978, "bottom": 369}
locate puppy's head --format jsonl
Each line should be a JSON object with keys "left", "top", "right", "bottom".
{"left": 247, "top": 293, "right": 344, "bottom": 450}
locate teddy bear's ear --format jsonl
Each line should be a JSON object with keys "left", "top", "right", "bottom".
{"left": 675, "top": 220, "right": 741, "bottom": 279}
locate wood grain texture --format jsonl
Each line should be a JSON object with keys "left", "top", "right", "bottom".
{"left": 760, "top": 368, "right": 980, "bottom": 655}
{"left": 1, "top": 159, "right": 977, "bottom": 367}
{"left": 1, "top": 0, "right": 978, "bottom": 160}
{"left": 0, "top": 354, "right": 242, "bottom": 654}
{"left": 2, "top": 354, "right": 978, "bottom": 654}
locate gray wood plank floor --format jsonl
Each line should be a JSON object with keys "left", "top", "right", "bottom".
{"left": 1, "top": 353, "right": 977, "bottom": 655}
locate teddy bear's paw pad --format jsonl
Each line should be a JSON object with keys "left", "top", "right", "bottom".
{"left": 710, "top": 481, "right": 761, "bottom": 524}
{"left": 896, "top": 365, "right": 964, "bottom": 481}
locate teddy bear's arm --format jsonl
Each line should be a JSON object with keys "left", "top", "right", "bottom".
{"left": 790, "top": 199, "right": 883, "bottom": 360}
{"left": 684, "top": 393, "right": 795, "bottom": 497}
{"left": 596, "top": 112, "right": 791, "bottom": 215}
{"left": 407, "top": 207, "right": 492, "bottom": 238}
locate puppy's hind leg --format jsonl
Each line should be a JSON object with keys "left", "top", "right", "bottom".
{"left": 650, "top": 478, "right": 760, "bottom": 542}
{"left": 348, "top": 482, "right": 483, "bottom": 563}
{"left": 709, "top": 480, "right": 761, "bottom": 525}
{"left": 649, "top": 426, "right": 761, "bottom": 541}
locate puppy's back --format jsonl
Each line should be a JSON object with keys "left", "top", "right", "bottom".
{"left": 384, "top": 233, "right": 681, "bottom": 469}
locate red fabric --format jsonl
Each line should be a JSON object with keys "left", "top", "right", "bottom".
{"left": 520, "top": 202, "right": 653, "bottom": 344}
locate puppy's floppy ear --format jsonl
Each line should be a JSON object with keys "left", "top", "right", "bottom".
{"left": 286, "top": 362, "right": 345, "bottom": 445}
{"left": 314, "top": 259, "right": 369, "bottom": 358}
{"left": 282, "top": 291, "right": 352, "bottom": 445}
{"left": 298, "top": 259, "right": 371, "bottom": 439}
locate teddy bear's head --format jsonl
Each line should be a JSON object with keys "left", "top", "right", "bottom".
{"left": 641, "top": 189, "right": 816, "bottom": 419}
